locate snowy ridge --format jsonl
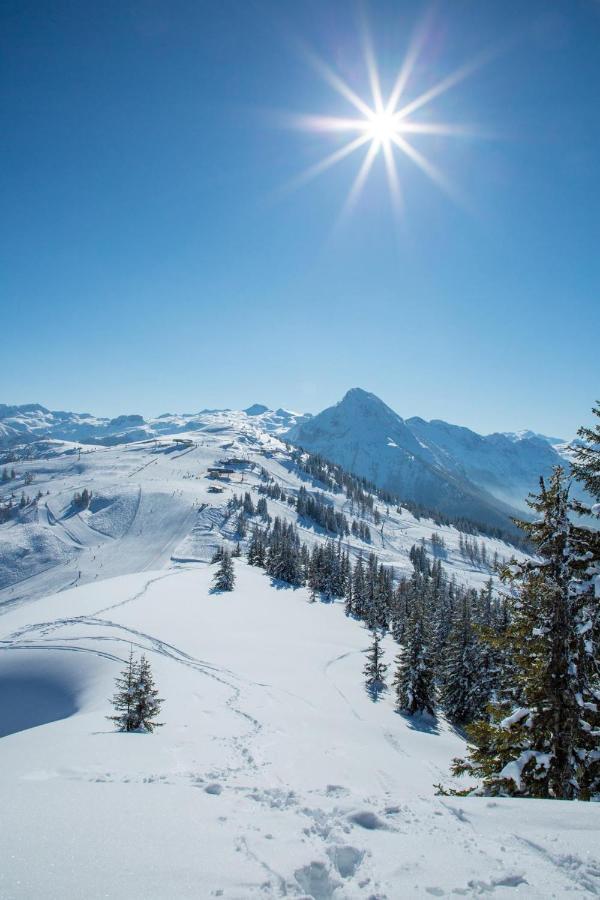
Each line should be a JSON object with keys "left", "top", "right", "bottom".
{"left": 0, "top": 402, "right": 310, "bottom": 448}
{"left": 2, "top": 391, "right": 584, "bottom": 526}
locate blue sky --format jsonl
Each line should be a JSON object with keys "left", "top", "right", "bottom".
{"left": 1, "top": 0, "right": 598, "bottom": 437}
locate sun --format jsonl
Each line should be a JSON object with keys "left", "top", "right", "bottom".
{"left": 283, "top": 19, "right": 490, "bottom": 218}
{"left": 365, "top": 110, "right": 399, "bottom": 145}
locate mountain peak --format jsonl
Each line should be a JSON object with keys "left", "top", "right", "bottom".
{"left": 338, "top": 387, "right": 400, "bottom": 417}
{"left": 341, "top": 387, "right": 379, "bottom": 404}
{"left": 244, "top": 403, "right": 269, "bottom": 417}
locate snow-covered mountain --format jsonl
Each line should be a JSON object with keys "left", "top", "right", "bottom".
{"left": 0, "top": 402, "right": 310, "bottom": 448}
{"left": 3, "top": 392, "right": 581, "bottom": 530}
{"left": 287, "top": 388, "right": 579, "bottom": 528}
{"left": 500, "top": 429, "right": 566, "bottom": 446}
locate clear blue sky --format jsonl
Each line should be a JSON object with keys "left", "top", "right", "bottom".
{"left": 1, "top": 0, "right": 598, "bottom": 437}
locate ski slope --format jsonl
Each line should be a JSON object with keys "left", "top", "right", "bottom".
{"left": 0, "top": 409, "right": 525, "bottom": 610}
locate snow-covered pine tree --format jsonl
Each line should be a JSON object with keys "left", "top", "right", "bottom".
{"left": 107, "top": 648, "right": 139, "bottom": 732}
{"left": 363, "top": 630, "right": 388, "bottom": 700}
{"left": 211, "top": 545, "right": 224, "bottom": 564}
{"left": 235, "top": 512, "right": 247, "bottom": 538}
{"left": 393, "top": 588, "right": 436, "bottom": 716}
{"left": 247, "top": 527, "right": 266, "bottom": 567}
{"left": 439, "top": 590, "right": 486, "bottom": 725}
{"left": 213, "top": 549, "right": 235, "bottom": 592}
{"left": 132, "top": 654, "right": 164, "bottom": 732}
{"left": 451, "top": 467, "right": 600, "bottom": 799}
{"left": 351, "top": 554, "right": 367, "bottom": 620}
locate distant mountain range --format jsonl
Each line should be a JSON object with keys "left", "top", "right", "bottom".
{"left": 0, "top": 402, "right": 309, "bottom": 448}
{"left": 286, "top": 388, "right": 582, "bottom": 531}
{"left": 1, "top": 390, "right": 583, "bottom": 532}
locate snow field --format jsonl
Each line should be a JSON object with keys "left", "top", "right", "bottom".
{"left": 1, "top": 562, "right": 599, "bottom": 898}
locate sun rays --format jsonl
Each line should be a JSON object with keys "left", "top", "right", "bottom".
{"left": 283, "top": 19, "right": 491, "bottom": 219}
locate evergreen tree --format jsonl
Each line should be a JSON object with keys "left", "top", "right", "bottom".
{"left": 393, "top": 591, "right": 436, "bottom": 716}
{"left": 451, "top": 468, "right": 600, "bottom": 799}
{"left": 363, "top": 630, "right": 388, "bottom": 700}
{"left": 440, "top": 591, "right": 486, "bottom": 724}
{"left": 256, "top": 497, "right": 269, "bottom": 520}
{"left": 132, "top": 654, "right": 164, "bottom": 732}
{"left": 571, "top": 401, "right": 600, "bottom": 507}
{"left": 247, "top": 527, "right": 266, "bottom": 567}
{"left": 107, "top": 649, "right": 140, "bottom": 732}
{"left": 213, "top": 550, "right": 235, "bottom": 592}
{"left": 351, "top": 554, "right": 367, "bottom": 619}
{"left": 235, "top": 511, "right": 247, "bottom": 538}
{"left": 211, "top": 545, "right": 224, "bottom": 564}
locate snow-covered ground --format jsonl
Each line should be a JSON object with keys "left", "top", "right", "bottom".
{"left": 2, "top": 563, "right": 599, "bottom": 898}
{"left": 1, "top": 410, "right": 599, "bottom": 898}
{"left": 0, "top": 409, "right": 523, "bottom": 608}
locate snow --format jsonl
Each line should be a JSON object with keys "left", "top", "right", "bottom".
{"left": 1, "top": 562, "right": 599, "bottom": 897}
{"left": 1, "top": 411, "right": 524, "bottom": 610}
{"left": 1, "top": 411, "right": 599, "bottom": 897}
{"left": 286, "top": 388, "right": 582, "bottom": 528}
{"left": 500, "top": 708, "right": 531, "bottom": 730}
{"left": 499, "top": 752, "right": 552, "bottom": 790}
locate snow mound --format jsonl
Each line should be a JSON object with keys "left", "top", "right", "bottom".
{"left": 85, "top": 489, "right": 140, "bottom": 538}
{"left": 0, "top": 652, "right": 82, "bottom": 737}
{"left": 0, "top": 525, "right": 76, "bottom": 589}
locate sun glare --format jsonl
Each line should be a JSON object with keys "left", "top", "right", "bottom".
{"left": 365, "top": 110, "right": 399, "bottom": 145}
{"left": 284, "top": 19, "right": 490, "bottom": 218}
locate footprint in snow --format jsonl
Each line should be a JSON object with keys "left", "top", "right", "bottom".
{"left": 205, "top": 782, "right": 223, "bottom": 795}
{"left": 348, "top": 810, "right": 388, "bottom": 831}
{"left": 327, "top": 845, "right": 365, "bottom": 879}
{"left": 294, "top": 862, "right": 341, "bottom": 900}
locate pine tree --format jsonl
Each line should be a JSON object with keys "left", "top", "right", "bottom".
{"left": 107, "top": 649, "right": 140, "bottom": 732}
{"left": 213, "top": 550, "right": 235, "bottom": 592}
{"left": 351, "top": 554, "right": 367, "bottom": 620}
{"left": 393, "top": 591, "right": 436, "bottom": 716}
{"left": 132, "top": 654, "right": 164, "bottom": 732}
{"left": 247, "top": 527, "right": 266, "bottom": 567}
{"left": 363, "top": 630, "right": 388, "bottom": 700}
{"left": 211, "top": 545, "right": 224, "bottom": 564}
{"left": 451, "top": 468, "right": 600, "bottom": 799}
{"left": 571, "top": 401, "right": 600, "bottom": 507}
{"left": 439, "top": 591, "right": 486, "bottom": 725}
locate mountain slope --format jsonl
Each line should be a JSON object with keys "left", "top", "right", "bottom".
{"left": 1, "top": 408, "right": 521, "bottom": 605}
{"left": 405, "top": 415, "right": 568, "bottom": 513}
{"left": 2, "top": 562, "right": 599, "bottom": 898}
{"left": 286, "top": 388, "right": 583, "bottom": 527}
{"left": 286, "top": 389, "right": 521, "bottom": 531}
